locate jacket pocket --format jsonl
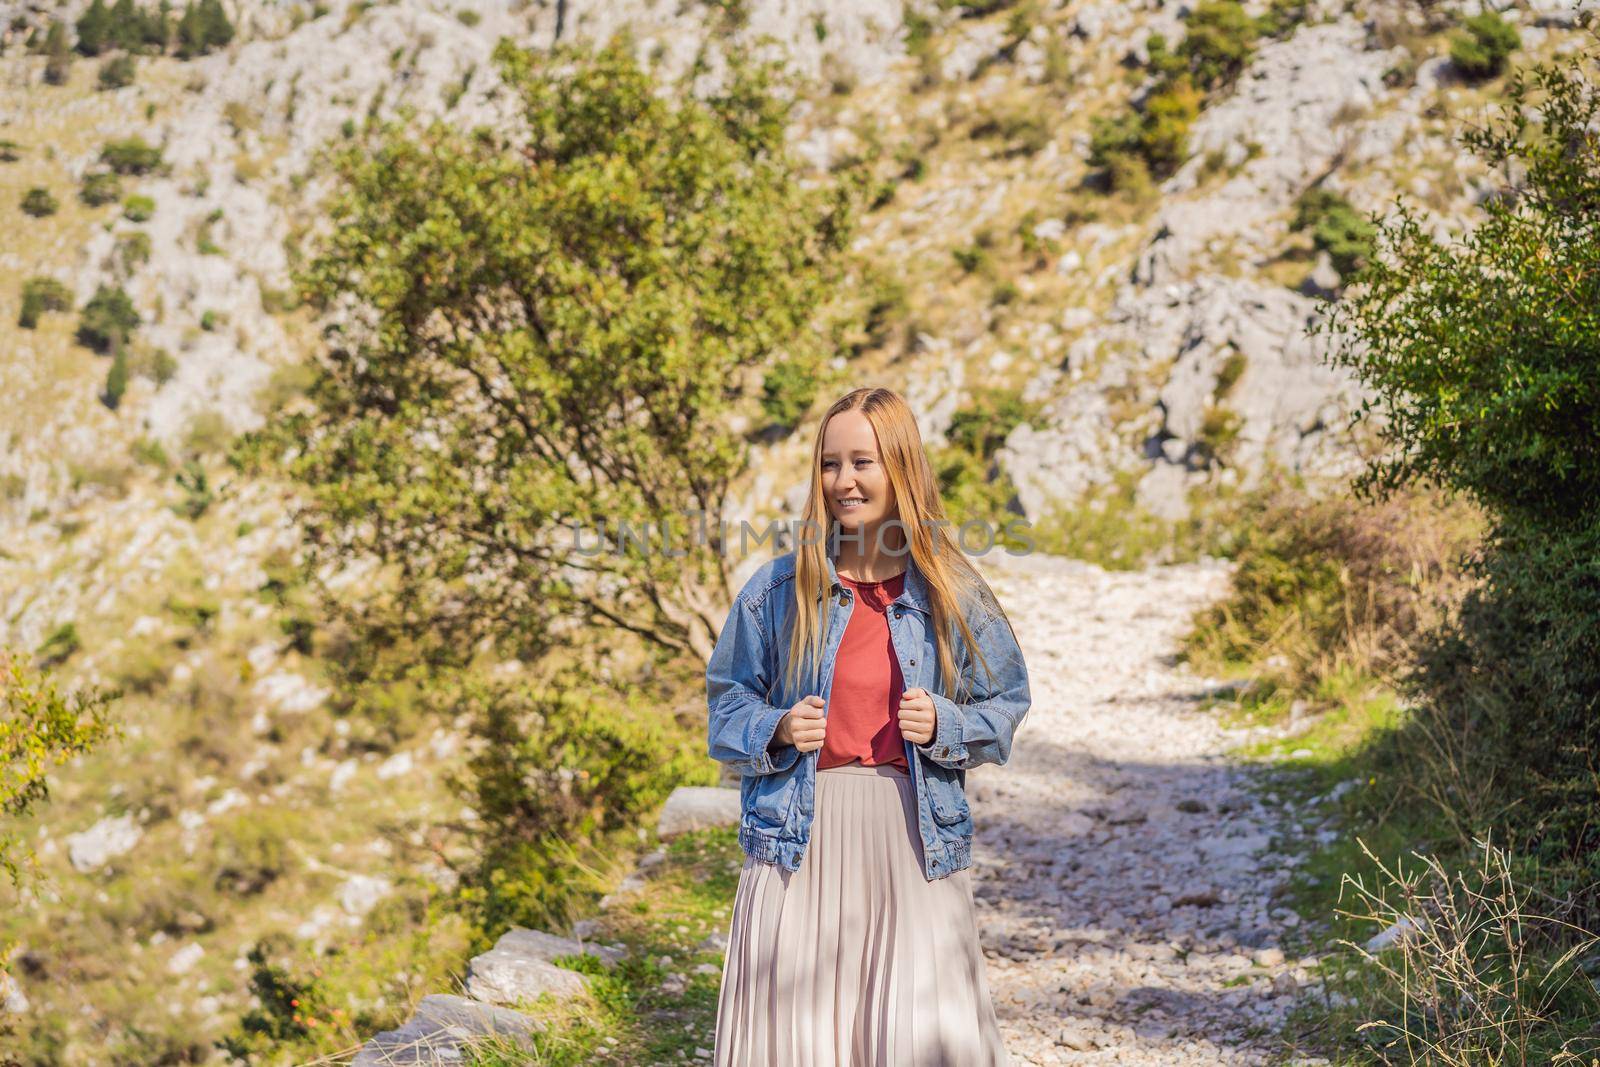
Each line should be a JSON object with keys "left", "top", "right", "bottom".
{"left": 929, "top": 784, "right": 971, "bottom": 827}
{"left": 745, "top": 772, "right": 799, "bottom": 828}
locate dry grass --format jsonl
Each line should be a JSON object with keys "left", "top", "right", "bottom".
{"left": 1334, "top": 835, "right": 1600, "bottom": 1065}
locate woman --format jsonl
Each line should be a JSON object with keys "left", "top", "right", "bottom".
{"left": 706, "top": 386, "right": 1031, "bottom": 1065}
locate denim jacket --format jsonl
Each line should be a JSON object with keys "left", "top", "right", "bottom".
{"left": 705, "top": 549, "right": 1031, "bottom": 881}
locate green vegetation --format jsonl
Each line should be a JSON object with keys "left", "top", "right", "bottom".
{"left": 20, "top": 186, "right": 58, "bottom": 217}
{"left": 97, "top": 52, "right": 136, "bottom": 89}
{"left": 1089, "top": 0, "right": 1301, "bottom": 192}
{"left": 1194, "top": 39, "right": 1600, "bottom": 1060}
{"left": 79, "top": 169, "right": 122, "bottom": 206}
{"left": 121, "top": 193, "right": 155, "bottom": 221}
{"left": 34, "top": 622, "right": 82, "bottom": 669}
{"left": 72, "top": 0, "right": 232, "bottom": 59}
{"left": 99, "top": 136, "right": 163, "bottom": 175}
{"left": 462, "top": 826, "right": 741, "bottom": 1065}
{"left": 75, "top": 284, "right": 140, "bottom": 353}
{"left": 927, "top": 385, "right": 1040, "bottom": 545}
{"left": 18, "top": 277, "right": 73, "bottom": 329}
{"left": 1290, "top": 187, "right": 1376, "bottom": 278}
{"left": 104, "top": 349, "right": 129, "bottom": 409}
{"left": 40, "top": 19, "right": 72, "bottom": 85}
{"left": 235, "top": 35, "right": 857, "bottom": 665}
{"left": 114, "top": 231, "right": 152, "bottom": 277}
{"left": 0, "top": 648, "right": 119, "bottom": 892}
{"left": 1449, "top": 10, "right": 1520, "bottom": 81}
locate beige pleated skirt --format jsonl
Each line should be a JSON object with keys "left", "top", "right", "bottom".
{"left": 713, "top": 761, "right": 1008, "bottom": 1066}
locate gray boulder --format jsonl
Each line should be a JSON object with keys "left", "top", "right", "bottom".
{"left": 656, "top": 785, "right": 742, "bottom": 840}
{"left": 350, "top": 994, "right": 543, "bottom": 1065}
{"left": 463, "top": 927, "right": 623, "bottom": 1007}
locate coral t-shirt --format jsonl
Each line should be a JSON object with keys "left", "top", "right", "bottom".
{"left": 818, "top": 571, "right": 910, "bottom": 771}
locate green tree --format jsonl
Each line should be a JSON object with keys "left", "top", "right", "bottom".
{"left": 1316, "top": 36, "right": 1600, "bottom": 878}
{"left": 76, "top": 284, "right": 140, "bottom": 352}
{"left": 18, "top": 277, "right": 73, "bottom": 329}
{"left": 75, "top": 0, "right": 112, "bottom": 55}
{"left": 108, "top": 0, "right": 138, "bottom": 49}
{"left": 20, "top": 187, "right": 58, "bottom": 217}
{"left": 104, "top": 347, "right": 129, "bottom": 409}
{"left": 41, "top": 19, "right": 73, "bottom": 85}
{"left": 200, "top": 0, "right": 233, "bottom": 48}
{"left": 236, "top": 36, "right": 855, "bottom": 664}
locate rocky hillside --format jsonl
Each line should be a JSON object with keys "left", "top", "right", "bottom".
{"left": 1, "top": 0, "right": 1592, "bottom": 1060}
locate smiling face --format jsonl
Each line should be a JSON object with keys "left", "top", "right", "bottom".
{"left": 821, "top": 409, "right": 897, "bottom": 531}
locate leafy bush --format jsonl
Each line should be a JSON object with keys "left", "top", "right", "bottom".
{"left": 1291, "top": 187, "right": 1376, "bottom": 277}
{"left": 35, "top": 622, "right": 81, "bottom": 668}
{"left": 75, "top": 283, "right": 140, "bottom": 352}
{"left": 97, "top": 53, "right": 135, "bottom": 89}
{"left": 451, "top": 668, "right": 714, "bottom": 933}
{"left": 79, "top": 170, "right": 121, "bottom": 206}
{"left": 1450, "top": 11, "right": 1520, "bottom": 81}
{"left": 20, "top": 187, "right": 57, "bottom": 216}
{"left": 99, "top": 136, "right": 163, "bottom": 175}
{"left": 121, "top": 193, "right": 155, "bottom": 221}
{"left": 113, "top": 231, "right": 152, "bottom": 277}
{"left": 18, "top": 277, "right": 72, "bottom": 329}
{"left": 1088, "top": 76, "right": 1202, "bottom": 186}
{"left": 1182, "top": 485, "right": 1482, "bottom": 691}
{"left": 1317, "top": 43, "right": 1600, "bottom": 904}
{"left": 1179, "top": 0, "right": 1261, "bottom": 92}
{"left": 0, "top": 649, "right": 118, "bottom": 887}
{"left": 760, "top": 359, "right": 817, "bottom": 431}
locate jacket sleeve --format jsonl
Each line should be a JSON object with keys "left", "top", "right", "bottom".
{"left": 915, "top": 610, "right": 1030, "bottom": 770}
{"left": 706, "top": 592, "right": 802, "bottom": 776}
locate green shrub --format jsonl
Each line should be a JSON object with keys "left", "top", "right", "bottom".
{"left": 0, "top": 139, "right": 21, "bottom": 162}
{"left": 1450, "top": 11, "right": 1520, "bottom": 81}
{"left": 114, "top": 231, "right": 152, "bottom": 277}
{"left": 1317, "top": 48, "right": 1600, "bottom": 900}
{"left": 20, "top": 187, "right": 58, "bottom": 216}
{"left": 455, "top": 7, "right": 480, "bottom": 25}
{"left": 455, "top": 668, "right": 714, "bottom": 933}
{"left": 1178, "top": 0, "right": 1261, "bottom": 91}
{"left": 79, "top": 170, "right": 122, "bottom": 206}
{"left": 76, "top": 284, "right": 140, "bottom": 352}
{"left": 103, "top": 348, "right": 129, "bottom": 409}
{"left": 1089, "top": 76, "right": 1201, "bottom": 186}
{"left": 210, "top": 810, "right": 294, "bottom": 895}
{"left": 99, "top": 136, "right": 163, "bottom": 174}
{"left": 1291, "top": 187, "right": 1376, "bottom": 277}
{"left": 97, "top": 53, "right": 135, "bottom": 89}
{"left": 121, "top": 193, "right": 155, "bottom": 221}
{"left": 760, "top": 358, "right": 818, "bottom": 430}
{"left": 35, "top": 622, "right": 82, "bottom": 668}
{"left": 19, "top": 277, "right": 73, "bottom": 329}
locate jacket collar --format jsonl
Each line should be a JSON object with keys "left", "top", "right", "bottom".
{"left": 823, "top": 550, "right": 933, "bottom": 617}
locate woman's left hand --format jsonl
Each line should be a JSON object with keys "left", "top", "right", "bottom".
{"left": 897, "top": 687, "right": 937, "bottom": 746}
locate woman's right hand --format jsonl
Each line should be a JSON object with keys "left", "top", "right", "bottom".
{"left": 772, "top": 695, "right": 826, "bottom": 752}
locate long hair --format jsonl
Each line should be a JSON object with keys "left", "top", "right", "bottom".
{"left": 781, "top": 387, "right": 1009, "bottom": 703}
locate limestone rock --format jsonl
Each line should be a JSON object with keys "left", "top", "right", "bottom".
{"left": 350, "top": 993, "right": 543, "bottom": 1065}
{"left": 656, "top": 785, "right": 741, "bottom": 839}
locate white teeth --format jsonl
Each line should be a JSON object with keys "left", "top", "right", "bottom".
{"left": 839, "top": 498, "right": 865, "bottom": 506}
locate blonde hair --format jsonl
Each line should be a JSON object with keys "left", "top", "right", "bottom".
{"left": 781, "top": 387, "right": 1007, "bottom": 702}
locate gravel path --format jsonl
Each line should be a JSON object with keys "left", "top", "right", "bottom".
{"left": 967, "top": 552, "right": 1326, "bottom": 1065}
